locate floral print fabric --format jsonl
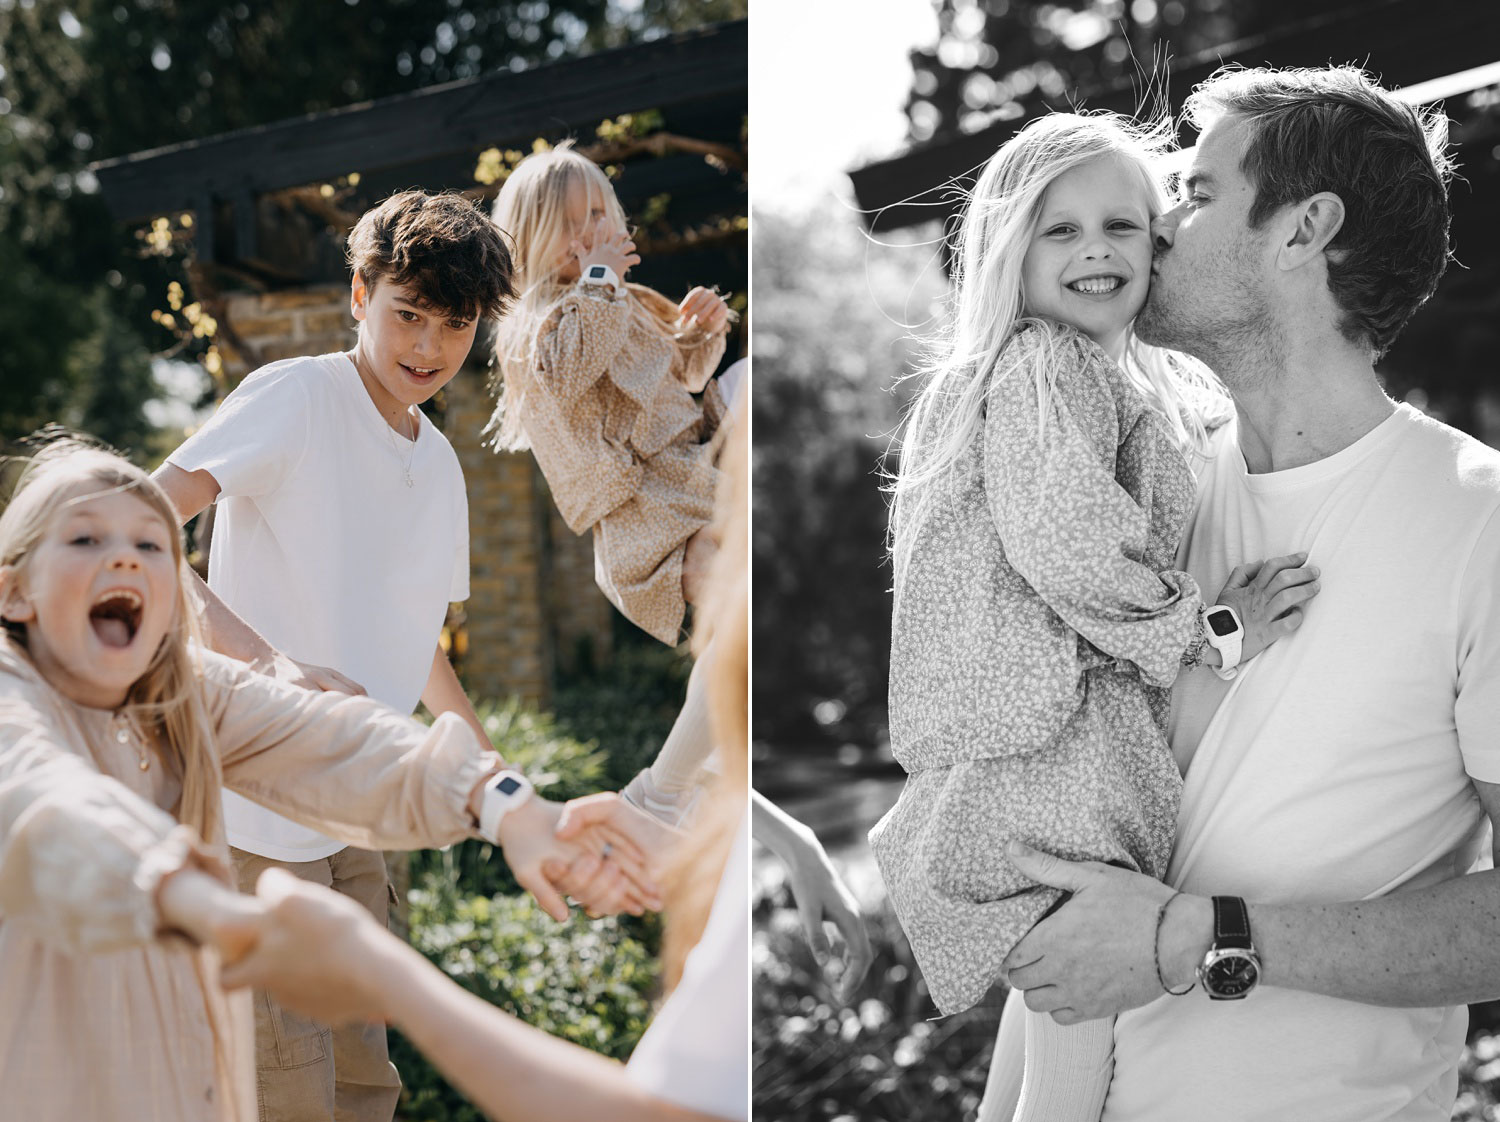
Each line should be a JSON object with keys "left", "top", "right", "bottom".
{"left": 871, "top": 323, "right": 1202, "bottom": 1015}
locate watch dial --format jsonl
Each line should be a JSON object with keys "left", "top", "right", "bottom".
{"left": 497, "top": 776, "right": 522, "bottom": 795}
{"left": 1206, "top": 954, "right": 1259, "bottom": 996}
{"left": 1208, "top": 609, "right": 1238, "bottom": 637}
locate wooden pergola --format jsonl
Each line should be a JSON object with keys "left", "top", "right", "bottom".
{"left": 850, "top": 0, "right": 1500, "bottom": 233}
{"left": 91, "top": 19, "right": 747, "bottom": 293}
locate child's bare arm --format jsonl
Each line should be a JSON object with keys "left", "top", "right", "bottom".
{"left": 150, "top": 464, "right": 365, "bottom": 695}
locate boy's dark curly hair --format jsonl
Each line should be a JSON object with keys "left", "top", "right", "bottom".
{"left": 1186, "top": 66, "right": 1454, "bottom": 360}
{"left": 346, "top": 190, "right": 515, "bottom": 322}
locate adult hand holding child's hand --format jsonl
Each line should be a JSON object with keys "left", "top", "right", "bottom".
{"left": 496, "top": 795, "right": 660, "bottom": 920}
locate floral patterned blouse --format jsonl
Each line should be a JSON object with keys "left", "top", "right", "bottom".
{"left": 872, "top": 323, "right": 1209, "bottom": 1014}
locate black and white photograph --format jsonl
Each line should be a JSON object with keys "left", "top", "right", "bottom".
{"left": 751, "top": 2, "right": 1500, "bottom": 1120}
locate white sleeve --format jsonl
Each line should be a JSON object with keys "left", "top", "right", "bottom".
{"left": 167, "top": 363, "right": 313, "bottom": 500}
{"left": 625, "top": 813, "right": 749, "bottom": 1121}
{"left": 1456, "top": 503, "right": 1500, "bottom": 783}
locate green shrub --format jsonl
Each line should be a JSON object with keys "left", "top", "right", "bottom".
{"left": 553, "top": 635, "right": 693, "bottom": 789}
{"left": 391, "top": 879, "right": 661, "bottom": 1122}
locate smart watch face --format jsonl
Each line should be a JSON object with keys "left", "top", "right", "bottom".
{"left": 1207, "top": 607, "right": 1240, "bottom": 637}
{"left": 1201, "top": 949, "right": 1260, "bottom": 998}
{"left": 495, "top": 775, "right": 523, "bottom": 796}
{"left": 585, "top": 264, "right": 610, "bottom": 281}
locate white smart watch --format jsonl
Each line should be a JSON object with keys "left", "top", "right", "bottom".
{"left": 580, "top": 263, "right": 620, "bottom": 293}
{"left": 478, "top": 769, "right": 534, "bottom": 843}
{"left": 1203, "top": 604, "right": 1245, "bottom": 680}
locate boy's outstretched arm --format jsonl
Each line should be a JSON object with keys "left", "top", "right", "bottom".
{"left": 150, "top": 463, "right": 366, "bottom": 695}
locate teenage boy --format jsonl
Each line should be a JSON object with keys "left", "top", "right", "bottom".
{"left": 155, "top": 191, "right": 648, "bottom": 1122}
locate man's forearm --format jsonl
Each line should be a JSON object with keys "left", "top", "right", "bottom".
{"left": 1161, "top": 869, "right": 1500, "bottom": 1007}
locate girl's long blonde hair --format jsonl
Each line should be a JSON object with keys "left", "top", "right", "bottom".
{"left": 486, "top": 141, "right": 725, "bottom": 451}
{"left": 659, "top": 419, "right": 748, "bottom": 993}
{"left": 0, "top": 442, "right": 222, "bottom": 841}
{"left": 888, "top": 111, "right": 1224, "bottom": 590}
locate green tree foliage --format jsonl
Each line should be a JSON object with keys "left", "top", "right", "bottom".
{"left": 904, "top": 0, "right": 1340, "bottom": 145}
{"left": 0, "top": 0, "right": 746, "bottom": 449}
{"left": 751, "top": 202, "right": 947, "bottom": 758}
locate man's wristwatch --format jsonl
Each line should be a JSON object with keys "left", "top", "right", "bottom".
{"left": 1203, "top": 604, "right": 1245, "bottom": 680}
{"left": 477, "top": 769, "right": 534, "bottom": 844}
{"left": 1197, "top": 895, "right": 1262, "bottom": 1000}
{"left": 580, "top": 262, "right": 620, "bottom": 294}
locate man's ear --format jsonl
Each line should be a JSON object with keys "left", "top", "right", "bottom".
{"left": 0, "top": 569, "right": 34, "bottom": 624}
{"left": 1277, "top": 193, "right": 1346, "bottom": 272}
{"left": 350, "top": 272, "right": 369, "bottom": 322}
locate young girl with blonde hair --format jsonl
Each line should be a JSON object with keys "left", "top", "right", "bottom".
{"left": 488, "top": 142, "right": 743, "bottom": 824}
{"left": 0, "top": 439, "right": 630, "bottom": 1121}
{"left": 870, "top": 112, "right": 1322, "bottom": 1121}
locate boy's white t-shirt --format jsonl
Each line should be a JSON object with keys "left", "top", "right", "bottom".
{"left": 168, "top": 352, "right": 470, "bottom": 861}
{"left": 1104, "top": 406, "right": 1500, "bottom": 1122}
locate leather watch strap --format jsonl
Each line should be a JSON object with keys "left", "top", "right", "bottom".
{"left": 1212, "top": 895, "right": 1252, "bottom": 949}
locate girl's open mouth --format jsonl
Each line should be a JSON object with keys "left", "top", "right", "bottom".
{"left": 400, "top": 363, "right": 440, "bottom": 381}
{"left": 89, "top": 589, "right": 142, "bottom": 649}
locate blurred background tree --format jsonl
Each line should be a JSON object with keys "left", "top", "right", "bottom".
{"left": 0, "top": 0, "right": 745, "bottom": 453}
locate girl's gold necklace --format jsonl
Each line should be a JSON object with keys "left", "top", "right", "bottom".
{"left": 111, "top": 711, "right": 152, "bottom": 772}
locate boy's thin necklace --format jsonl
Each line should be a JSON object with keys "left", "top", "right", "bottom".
{"left": 385, "top": 409, "right": 418, "bottom": 488}
{"left": 111, "top": 711, "right": 151, "bottom": 772}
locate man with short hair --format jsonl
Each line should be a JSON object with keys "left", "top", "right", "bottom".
{"left": 1001, "top": 66, "right": 1500, "bottom": 1121}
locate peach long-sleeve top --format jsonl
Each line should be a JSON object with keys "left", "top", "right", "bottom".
{"left": 0, "top": 644, "right": 494, "bottom": 1122}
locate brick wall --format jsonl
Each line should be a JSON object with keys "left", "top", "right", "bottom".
{"left": 213, "top": 284, "right": 614, "bottom": 708}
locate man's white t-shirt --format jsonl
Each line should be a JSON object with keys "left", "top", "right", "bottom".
{"left": 1104, "top": 405, "right": 1500, "bottom": 1122}
{"left": 626, "top": 812, "right": 748, "bottom": 1119}
{"left": 169, "top": 352, "right": 470, "bottom": 861}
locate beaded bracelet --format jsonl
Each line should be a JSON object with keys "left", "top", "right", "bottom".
{"left": 1154, "top": 892, "right": 1196, "bottom": 996}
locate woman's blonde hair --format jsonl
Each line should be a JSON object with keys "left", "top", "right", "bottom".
{"left": 0, "top": 441, "right": 222, "bottom": 841}
{"left": 889, "top": 111, "right": 1223, "bottom": 590}
{"left": 485, "top": 141, "right": 726, "bottom": 451}
{"left": 659, "top": 420, "right": 748, "bottom": 993}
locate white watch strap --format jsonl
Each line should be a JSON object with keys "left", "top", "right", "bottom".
{"left": 479, "top": 770, "right": 533, "bottom": 843}
{"left": 580, "top": 263, "right": 620, "bottom": 293}
{"left": 1205, "top": 605, "right": 1244, "bottom": 681}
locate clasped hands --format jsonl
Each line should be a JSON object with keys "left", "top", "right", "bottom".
{"left": 998, "top": 841, "right": 1208, "bottom": 1024}
{"left": 492, "top": 790, "right": 683, "bottom": 921}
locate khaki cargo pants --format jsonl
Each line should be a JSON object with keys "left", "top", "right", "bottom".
{"left": 231, "top": 846, "right": 402, "bottom": 1122}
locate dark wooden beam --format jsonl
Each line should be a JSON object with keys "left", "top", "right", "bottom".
{"left": 91, "top": 20, "right": 746, "bottom": 224}
{"left": 850, "top": 0, "right": 1500, "bottom": 231}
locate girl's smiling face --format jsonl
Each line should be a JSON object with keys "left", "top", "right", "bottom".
{"left": 1, "top": 486, "right": 178, "bottom": 708}
{"left": 1020, "top": 154, "right": 1156, "bottom": 361}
